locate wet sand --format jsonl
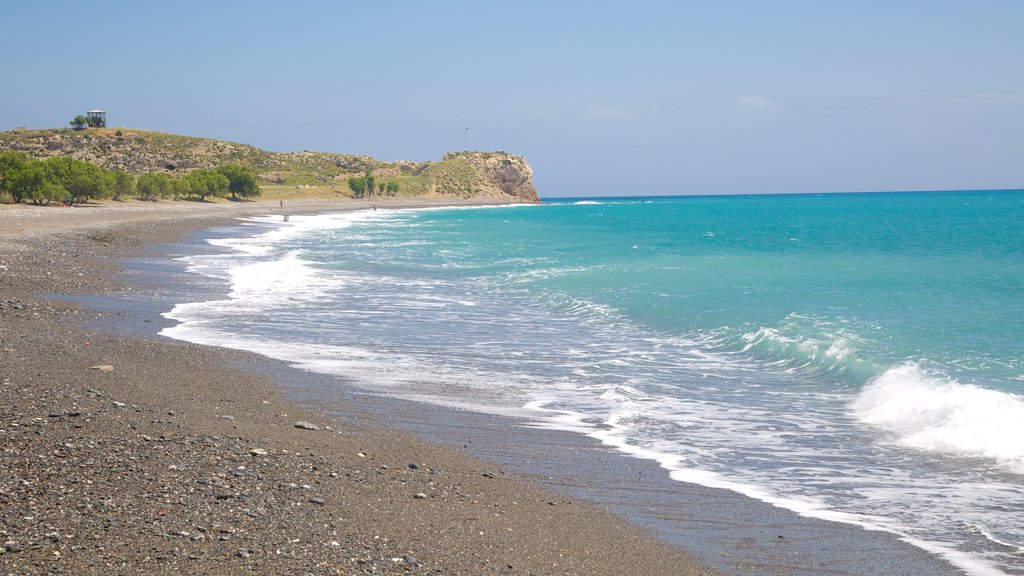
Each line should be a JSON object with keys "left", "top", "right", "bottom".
{"left": 0, "top": 199, "right": 719, "bottom": 575}
{"left": 0, "top": 198, "right": 963, "bottom": 575}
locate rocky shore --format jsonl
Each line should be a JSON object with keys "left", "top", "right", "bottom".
{"left": 0, "top": 200, "right": 718, "bottom": 575}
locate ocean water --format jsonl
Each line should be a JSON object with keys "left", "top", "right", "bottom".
{"left": 161, "top": 191, "right": 1024, "bottom": 575}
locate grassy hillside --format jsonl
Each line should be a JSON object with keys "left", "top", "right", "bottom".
{"left": 0, "top": 128, "right": 539, "bottom": 201}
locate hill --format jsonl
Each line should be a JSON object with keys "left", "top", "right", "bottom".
{"left": 0, "top": 128, "right": 539, "bottom": 202}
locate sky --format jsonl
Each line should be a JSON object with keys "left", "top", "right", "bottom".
{"left": 3, "top": 1, "right": 1022, "bottom": 197}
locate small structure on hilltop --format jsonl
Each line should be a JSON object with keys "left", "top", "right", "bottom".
{"left": 87, "top": 110, "right": 107, "bottom": 128}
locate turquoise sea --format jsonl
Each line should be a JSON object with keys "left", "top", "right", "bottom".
{"left": 162, "top": 191, "right": 1024, "bottom": 575}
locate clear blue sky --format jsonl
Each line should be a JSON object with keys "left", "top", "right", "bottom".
{"left": 3, "top": 1, "right": 1022, "bottom": 197}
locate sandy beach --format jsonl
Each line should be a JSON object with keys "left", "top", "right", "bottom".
{"left": 0, "top": 198, "right": 719, "bottom": 575}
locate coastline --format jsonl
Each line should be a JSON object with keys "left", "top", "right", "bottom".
{"left": 0, "top": 199, "right": 965, "bottom": 575}
{"left": 0, "top": 199, "right": 718, "bottom": 575}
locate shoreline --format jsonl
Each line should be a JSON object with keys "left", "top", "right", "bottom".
{"left": 0, "top": 199, "right": 718, "bottom": 575}
{"left": 0, "top": 196, "right": 527, "bottom": 239}
{"left": 0, "top": 199, "right": 964, "bottom": 575}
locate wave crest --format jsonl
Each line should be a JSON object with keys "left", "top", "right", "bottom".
{"left": 700, "top": 314, "right": 880, "bottom": 387}
{"left": 852, "top": 363, "right": 1024, "bottom": 473}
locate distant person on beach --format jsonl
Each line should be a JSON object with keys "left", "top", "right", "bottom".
{"left": 372, "top": 203, "right": 377, "bottom": 211}
{"left": 279, "top": 200, "right": 283, "bottom": 208}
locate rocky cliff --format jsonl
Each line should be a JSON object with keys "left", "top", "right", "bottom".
{"left": 431, "top": 152, "right": 538, "bottom": 202}
{"left": 0, "top": 128, "right": 540, "bottom": 202}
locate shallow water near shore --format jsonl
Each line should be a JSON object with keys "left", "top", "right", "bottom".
{"left": 152, "top": 191, "right": 1024, "bottom": 575}
{"left": 79, "top": 235, "right": 958, "bottom": 576}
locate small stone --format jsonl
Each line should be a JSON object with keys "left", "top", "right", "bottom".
{"left": 112, "top": 401, "right": 125, "bottom": 408}
{"left": 294, "top": 421, "right": 320, "bottom": 431}
{"left": 249, "top": 448, "right": 268, "bottom": 456}
{"left": 235, "top": 548, "right": 250, "bottom": 558}
{"left": 414, "top": 493, "right": 428, "bottom": 500}
{"left": 309, "top": 497, "right": 326, "bottom": 506}
{"left": 3, "top": 540, "right": 18, "bottom": 553}
{"left": 408, "top": 463, "right": 419, "bottom": 470}
{"left": 482, "top": 472, "right": 496, "bottom": 479}
{"left": 221, "top": 415, "right": 235, "bottom": 421}
{"left": 215, "top": 493, "right": 234, "bottom": 501}
{"left": 89, "top": 365, "right": 114, "bottom": 372}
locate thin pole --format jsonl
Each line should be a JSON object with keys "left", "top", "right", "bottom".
{"left": 464, "top": 127, "right": 468, "bottom": 151}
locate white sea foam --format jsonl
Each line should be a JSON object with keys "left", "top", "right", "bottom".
{"left": 410, "top": 202, "right": 538, "bottom": 213}
{"left": 573, "top": 200, "right": 603, "bottom": 205}
{"left": 524, "top": 389, "right": 1015, "bottom": 576}
{"left": 157, "top": 203, "right": 1024, "bottom": 576}
{"left": 852, "top": 363, "right": 1024, "bottom": 474}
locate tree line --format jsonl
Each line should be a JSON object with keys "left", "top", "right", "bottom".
{"left": 0, "top": 152, "right": 260, "bottom": 205}
{"left": 348, "top": 172, "right": 399, "bottom": 199}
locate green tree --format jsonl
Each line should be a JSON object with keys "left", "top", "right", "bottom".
{"left": 377, "top": 182, "right": 385, "bottom": 196}
{"left": 137, "top": 172, "right": 170, "bottom": 201}
{"left": 70, "top": 115, "right": 89, "bottom": 130}
{"left": 216, "top": 163, "right": 261, "bottom": 199}
{"left": 0, "top": 151, "right": 29, "bottom": 203}
{"left": 170, "top": 177, "right": 190, "bottom": 200}
{"left": 109, "top": 171, "right": 135, "bottom": 201}
{"left": 365, "top": 173, "right": 376, "bottom": 198}
{"left": 8, "top": 161, "right": 65, "bottom": 205}
{"left": 348, "top": 175, "right": 367, "bottom": 198}
{"left": 182, "top": 169, "right": 229, "bottom": 201}
{"left": 42, "top": 157, "right": 111, "bottom": 204}
{"left": 385, "top": 181, "right": 399, "bottom": 197}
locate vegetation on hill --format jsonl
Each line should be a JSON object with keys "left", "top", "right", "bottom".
{"left": 347, "top": 173, "right": 400, "bottom": 199}
{"left": 0, "top": 128, "right": 539, "bottom": 202}
{"left": 0, "top": 149, "right": 261, "bottom": 205}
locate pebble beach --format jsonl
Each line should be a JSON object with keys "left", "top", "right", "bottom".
{"left": 0, "top": 198, "right": 718, "bottom": 575}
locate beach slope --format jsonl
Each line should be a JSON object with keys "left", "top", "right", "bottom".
{"left": 0, "top": 200, "right": 716, "bottom": 575}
